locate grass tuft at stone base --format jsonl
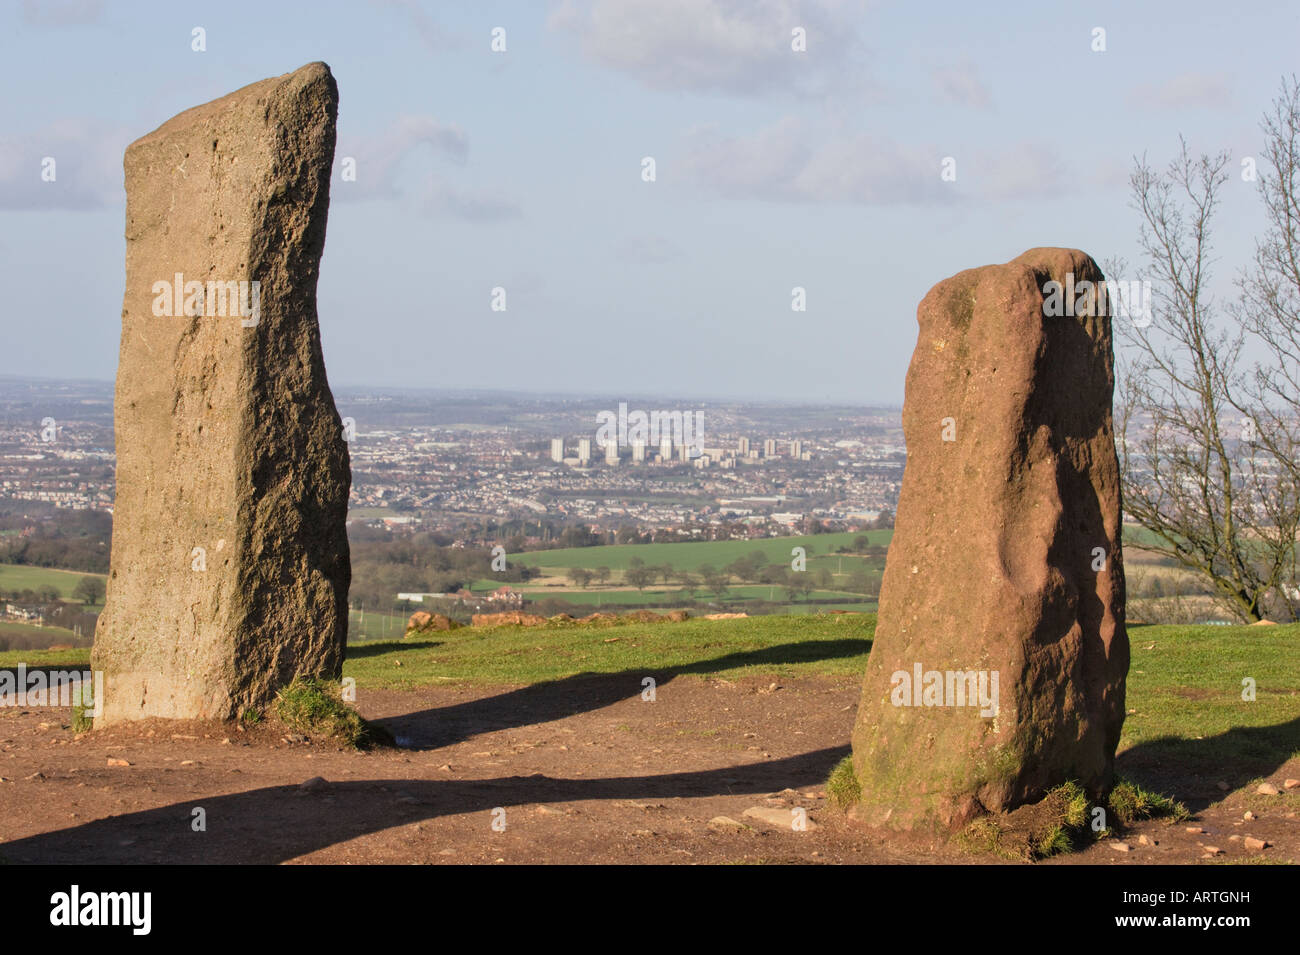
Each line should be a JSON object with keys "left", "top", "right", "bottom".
{"left": 1107, "top": 777, "right": 1189, "bottom": 825}
{"left": 957, "top": 781, "right": 1095, "bottom": 861}
{"left": 955, "top": 778, "right": 1188, "bottom": 861}
{"left": 273, "top": 678, "right": 393, "bottom": 749}
{"left": 826, "top": 755, "right": 861, "bottom": 810}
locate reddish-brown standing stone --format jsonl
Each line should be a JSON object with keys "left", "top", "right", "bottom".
{"left": 850, "top": 248, "right": 1129, "bottom": 829}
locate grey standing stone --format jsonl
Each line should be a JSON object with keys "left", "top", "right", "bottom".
{"left": 93, "top": 63, "right": 350, "bottom": 723}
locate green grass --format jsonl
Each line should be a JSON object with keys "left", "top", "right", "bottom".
{"left": 1119, "top": 623, "right": 1300, "bottom": 774}
{"left": 957, "top": 781, "right": 1099, "bottom": 861}
{"left": 273, "top": 677, "right": 391, "bottom": 748}
{"left": 0, "top": 563, "right": 105, "bottom": 598}
{"left": 1107, "top": 777, "right": 1190, "bottom": 824}
{"left": 0, "top": 645, "right": 91, "bottom": 668}
{"left": 0, "top": 620, "right": 81, "bottom": 641}
{"left": 342, "top": 613, "right": 875, "bottom": 690}
{"left": 513, "top": 530, "right": 893, "bottom": 573}
{"left": 1034, "top": 825, "right": 1073, "bottom": 858}
{"left": 348, "top": 608, "right": 408, "bottom": 641}
{"left": 826, "top": 755, "right": 861, "bottom": 810}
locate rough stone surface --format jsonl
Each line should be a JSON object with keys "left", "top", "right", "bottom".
{"left": 850, "top": 248, "right": 1129, "bottom": 829}
{"left": 93, "top": 63, "right": 349, "bottom": 724}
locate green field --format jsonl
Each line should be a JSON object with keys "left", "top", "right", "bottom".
{"left": 348, "top": 608, "right": 408, "bottom": 641}
{"left": 1121, "top": 624, "right": 1300, "bottom": 771}
{"left": 0, "top": 619, "right": 80, "bottom": 641}
{"left": 518, "top": 585, "right": 869, "bottom": 606}
{"left": 0, "top": 563, "right": 105, "bottom": 598}
{"left": 514, "top": 530, "right": 891, "bottom": 573}
{"left": 343, "top": 613, "right": 875, "bottom": 688}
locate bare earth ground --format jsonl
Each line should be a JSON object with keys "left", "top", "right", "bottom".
{"left": 1, "top": 674, "right": 1296, "bottom": 864}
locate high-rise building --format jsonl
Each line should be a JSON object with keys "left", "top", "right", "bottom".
{"left": 550, "top": 438, "right": 564, "bottom": 463}
{"left": 578, "top": 438, "right": 592, "bottom": 464}
{"left": 791, "top": 440, "right": 803, "bottom": 459}
{"left": 738, "top": 436, "right": 751, "bottom": 455}
{"left": 631, "top": 440, "right": 646, "bottom": 462}
{"left": 680, "top": 443, "right": 691, "bottom": 462}
{"left": 659, "top": 437, "right": 673, "bottom": 462}
{"left": 764, "top": 438, "right": 777, "bottom": 457}
{"left": 605, "top": 441, "right": 619, "bottom": 465}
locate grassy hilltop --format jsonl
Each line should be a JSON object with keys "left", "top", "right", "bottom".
{"left": 6, "top": 615, "right": 1296, "bottom": 776}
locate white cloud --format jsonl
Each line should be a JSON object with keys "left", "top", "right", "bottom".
{"left": 333, "top": 116, "right": 520, "bottom": 220}
{"left": 0, "top": 119, "right": 126, "bottom": 210}
{"left": 548, "top": 0, "right": 874, "bottom": 97}
{"left": 333, "top": 115, "right": 467, "bottom": 202}
{"left": 680, "top": 117, "right": 949, "bottom": 204}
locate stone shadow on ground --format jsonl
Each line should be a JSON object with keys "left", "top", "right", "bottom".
{"left": 344, "top": 640, "right": 443, "bottom": 658}
{"left": 375, "top": 638, "right": 870, "bottom": 751}
{"left": 1116, "top": 715, "right": 1300, "bottom": 811}
{"left": 0, "top": 745, "right": 849, "bottom": 864}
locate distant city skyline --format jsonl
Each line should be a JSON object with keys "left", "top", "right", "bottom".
{"left": 2, "top": 0, "right": 1295, "bottom": 402}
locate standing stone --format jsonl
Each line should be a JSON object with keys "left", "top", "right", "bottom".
{"left": 850, "top": 248, "right": 1128, "bottom": 829}
{"left": 93, "top": 63, "right": 350, "bottom": 723}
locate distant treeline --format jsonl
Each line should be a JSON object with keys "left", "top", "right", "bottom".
{"left": 426, "top": 510, "right": 895, "bottom": 553}
{"left": 0, "top": 508, "right": 110, "bottom": 574}
{"left": 347, "top": 524, "right": 538, "bottom": 610}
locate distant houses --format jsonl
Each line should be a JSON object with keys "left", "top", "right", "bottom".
{"left": 394, "top": 585, "right": 523, "bottom": 611}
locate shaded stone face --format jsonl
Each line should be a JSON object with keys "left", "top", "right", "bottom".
{"left": 92, "top": 63, "right": 350, "bottom": 723}
{"left": 850, "top": 248, "right": 1129, "bottom": 829}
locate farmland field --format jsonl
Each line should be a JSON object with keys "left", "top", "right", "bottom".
{"left": 513, "top": 530, "right": 892, "bottom": 573}
{"left": 0, "top": 563, "right": 105, "bottom": 598}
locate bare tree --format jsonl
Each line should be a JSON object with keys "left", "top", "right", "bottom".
{"left": 1118, "top": 95, "right": 1300, "bottom": 622}
{"left": 1234, "top": 74, "right": 1300, "bottom": 620}
{"left": 1118, "top": 140, "right": 1291, "bottom": 622}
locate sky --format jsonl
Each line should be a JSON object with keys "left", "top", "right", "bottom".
{"left": 0, "top": 0, "right": 1295, "bottom": 404}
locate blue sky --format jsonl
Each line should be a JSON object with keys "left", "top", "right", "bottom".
{"left": 1, "top": 0, "right": 1294, "bottom": 403}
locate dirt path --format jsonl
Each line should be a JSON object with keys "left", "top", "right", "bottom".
{"left": 1, "top": 675, "right": 1295, "bottom": 864}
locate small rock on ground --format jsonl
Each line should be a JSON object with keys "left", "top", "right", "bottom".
{"left": 707, "top": 816, "right": 749, "bottom": 832}
{"left": 742, "top": 806, "right": 818, "bottom": 831}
